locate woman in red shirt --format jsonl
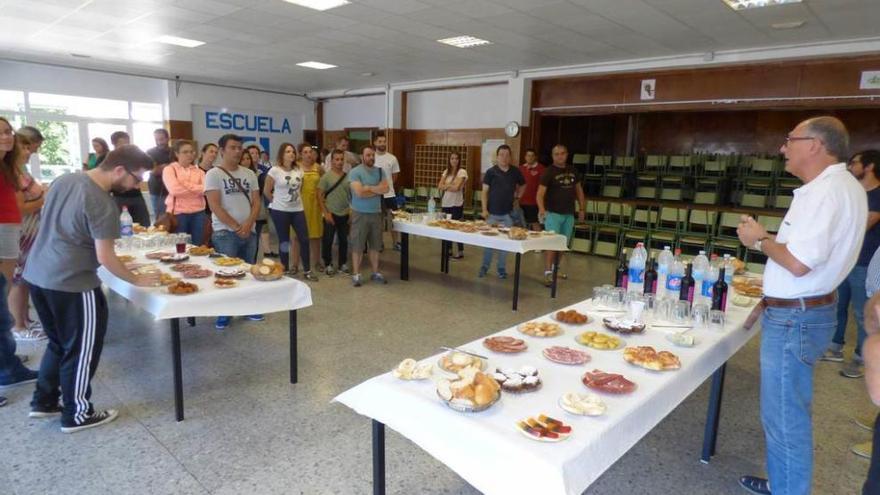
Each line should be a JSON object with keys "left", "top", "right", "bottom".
{"left": 0, "top": 117, "right": 23, "bottom": 282}
{"left": 518, "top": 148, "right": 545, "bottom": 231}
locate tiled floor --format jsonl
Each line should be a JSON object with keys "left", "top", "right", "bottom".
{"left": 0, "top": 236, "right": 874, "bottom": 494}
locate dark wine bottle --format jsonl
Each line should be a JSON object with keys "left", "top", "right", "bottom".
{"left": 712, "top": 267, "right": 729, "bottom": 312}
{"left": 679, "top": 262, "right": 695, "bottom": 303}
{"left": 643, "top": 256, "right": 658, "bottom": 294}
{"left": 615, "top": 249, "right": 628, "bottom": 289}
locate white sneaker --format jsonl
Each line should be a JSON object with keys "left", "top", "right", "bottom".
{"left": 13, "top": 328, "right": 47, "bottom": 342}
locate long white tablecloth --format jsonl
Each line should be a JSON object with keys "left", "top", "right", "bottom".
{"left": 335, "top": 297, "right": 758, "bottom": 495}
{"left": 98, "top": 252, "right": 313, "bottom": 320}
{"left": 393, "top": 221, "right": 569, "bottom": 253}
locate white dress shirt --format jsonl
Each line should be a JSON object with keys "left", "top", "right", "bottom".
{"left": 764, "top": 163, "right": 867, "bottom": 299}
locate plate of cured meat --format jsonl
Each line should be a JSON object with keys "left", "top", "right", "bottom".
{"left": 483, "top": 336, "right": 527, "bottom": 353}
{"left": 542, "top": 346, "right": 590, "bottom": 365}
{"left": 582, "top": 369, "right": 637, "bottom": 394}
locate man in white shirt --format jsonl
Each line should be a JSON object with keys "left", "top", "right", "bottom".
{"left": 373, "top": 132, "right": 401, "bottom": 250}
{"left": 323, "top": 136, "right": 359, "bottom": 173}
{"left": 737, "top": 116, "right": 867, "bottom": 495}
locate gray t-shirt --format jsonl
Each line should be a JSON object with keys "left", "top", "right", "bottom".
{"left": 204, "top": 166, "right": 257, "bottom": 232}
{"left": 23, "top": 172, "right": 120, "bottom": 292}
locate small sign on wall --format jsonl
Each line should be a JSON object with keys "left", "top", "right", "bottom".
{"left": 860, "top": 71, "right": 880, "bottom": 90}
{"left": 640, "top": 79, "right": 656, "bottom": 100}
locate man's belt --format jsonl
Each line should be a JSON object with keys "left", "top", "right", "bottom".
{"left": 742, "top": 293, "right": 837, "bottom": 330}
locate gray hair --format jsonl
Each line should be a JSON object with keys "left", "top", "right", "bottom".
{"left": 804, "top": 116, "right": 849, "bottom": 162}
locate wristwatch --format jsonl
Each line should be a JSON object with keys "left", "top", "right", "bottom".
{"left": 753, "top": 236, "right": 769, "bottom": 252}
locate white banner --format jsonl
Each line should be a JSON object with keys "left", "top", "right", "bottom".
{"left": 192, "top": 105, "right": 304, "bottom": 160}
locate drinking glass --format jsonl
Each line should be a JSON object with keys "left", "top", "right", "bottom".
{"left": 610, "top": 288, "right": 626, "bottom": 309}
{"left": 132, "top": 237, "right": 145, "bottom": 252}
{"left": 709, "top": 310, "right": 726, "bottom": 331}
{"left": 692, "top": 303, "right": 710, "bottom": 329}
{"left": 672, "top": 300, "right": 691, "bottom": 324}
{"left": 592, "top": 287, "right": 605, "bottom": 305}
{"left": 643, "top": 293, "right": 656, "bottom": 322}
{"left": 628, "top": 300, "right": 646, "bottom": 323}
{"left": 175, "top": 234, "right": 187, "bottom": 254}
{"left": 655, "top": 298, "right": 673, "bottom": 323}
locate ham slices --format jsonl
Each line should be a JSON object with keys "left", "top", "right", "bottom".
{"left": 483, "top": 336, "right": 528, "bottom": 354}
{"left": 582, "top": 369, "right": 637, "bottom": 394}
{"left": 542, "top": 346, "right": 590, "bottom": 365}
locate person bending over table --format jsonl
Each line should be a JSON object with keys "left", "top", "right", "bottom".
{"left": 536, "top": 144, "right": 585, "bottom": 287}
{"left": 479, "top": 144, "right": 525, "bottom": 279}
{"left": 109, "top": 131, "right": 150, "bottom": 228}
{"left": 737, "top": 116, "right": 867, "bottom": 495}
{"left": 23, "top": 145, "right": 159, "bottom": 433}
{"left": 349, "top": 145, "right": 388, "bottom": 287}
{"left": 205, "top": 133, "right": 264, "bottom": 330}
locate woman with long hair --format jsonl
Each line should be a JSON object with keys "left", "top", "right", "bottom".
{"left": 0, "top": 117, "right": 35, "bottom": 403}
{"left": 298, "top": 143, "right": 324, "bottom": 271}
{"left": 163, "top": 139, "right": 206, "bottom": 245}
{"left": 438, "top": 151, "right": 468, "bottom": 259}
{"left": 196, "top": 143, "right": 218, "bottom": 245}
{"left": 83, "top": 137, "right": 109, "bottom": 171}
{"left": 264, "top": 143, "right": 316, "bottom": 281}
{"left": 239, "top": 151, "right": 270, "bottom": 261}
{"left": 8, "top": 132, "right": 47, "bottom": 341}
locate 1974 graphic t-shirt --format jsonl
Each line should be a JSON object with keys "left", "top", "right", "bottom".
{"left": 204, "top": 166, "right": 257, "bottom": 232}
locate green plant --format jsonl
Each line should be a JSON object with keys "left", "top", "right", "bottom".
{"left": 34, "top": 119, "right": 72, "bottom": 166}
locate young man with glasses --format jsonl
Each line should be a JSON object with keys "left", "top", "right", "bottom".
{"left": 737, "top": 117, "right": 867, "bottom": 495}
{"left": 23, "top": 145, "right": 159, "bottom": 433}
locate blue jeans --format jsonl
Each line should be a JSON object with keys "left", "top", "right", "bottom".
{"left": 832, "top": 264, "right": 868, "bottom": 357}
{"left": 212, "top": 230, "right": 258, "bottom": 264}
{"left": 269, "top": 209, "right": 310, "bottom": 271}
{"left": 0, "top": 275, "right": 28, "bottom": 382}
{"left": 151, "top": 194, "right": 167, "bottom": 219}
{"left": 176, "top": 212, "right": 206, "bottom": 247}
{"left": 760, "top": 302, "right": 837, "bottom": 495}
{"left": 481, "top": 214, "right": 513, "bottom": 274}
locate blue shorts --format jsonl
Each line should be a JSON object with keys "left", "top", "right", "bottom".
{"left": 544, "top": 212, "right": 574, "bottom": 243}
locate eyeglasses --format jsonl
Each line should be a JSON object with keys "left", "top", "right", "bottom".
{"left": 783, "top": 135, "right": 816, "bottom": 145}
{"left": 126, "top": 169, "right": 144, "bottom": 183}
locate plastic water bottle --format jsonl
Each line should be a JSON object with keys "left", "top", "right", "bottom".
{"left": 657, "top": 246, "right": 673, "bottom": 299}
{"left": 692, "top": 250, "right": 710, "bottom": 305}
{"left": 702, "top": 259, "right": 720, "bottom": 302}
{"left": 627, "top": 242, "right": 647, "bottom": 294}
{"left": 723, "top": 254, "right": 735, "bottom": 285}
{"left": 666, "top": 248, "right": 685, "bottom": 296}
{"left": 427, "top": 196, "right": 436, "bottom": 216}
{"left": 120, "top": 206, "right": 133, "bottom": 238}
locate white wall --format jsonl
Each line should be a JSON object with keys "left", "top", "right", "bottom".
{"left": 323, "top": 94, "right": 385, "bottom": 130}
{"left": 0, "top": 60, "right": 167, "bottom": 105}
{"left": 406, "top": 84, "right": 507, "bottom": 129}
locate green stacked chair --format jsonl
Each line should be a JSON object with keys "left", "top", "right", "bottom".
{"left": 680, "top": 208, "right": 717, "bottom": 255}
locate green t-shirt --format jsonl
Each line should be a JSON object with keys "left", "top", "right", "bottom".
{"left": 318, "top": 170, "right": 351, "bottom": 216}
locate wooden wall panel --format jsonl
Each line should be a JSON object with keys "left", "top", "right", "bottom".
{"left": 168, "top": 120, "right": 193, "bottom": 140}
{"left": 400, "top": 128, "right": 507, "bottom": 189}
{"left": 533, "top": 55, "right": 880, "bottom": 112}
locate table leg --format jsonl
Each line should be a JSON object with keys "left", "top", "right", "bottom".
{"left": 289, "top": 310, "right": 298, "bottom": 384}
{"left": 512, "top": 253, "right": 522, "bottom": 311}
{"left": 700, "top": 363, "right": 727, "bottom": 463}
{"left": 170, "top": 318, "right": 184, "bottom": 422}
{"left": 373, "top": 420, "right": 386, "bottom": 495}
{"left": 551, "top": 251, "right": 560, "bottom": 298}
{"left": 444, "top": 241, "right": 450, "bottom": 274}
{"left": 439, "top": 240, "right": 447, "bottom": 273}
{"left": 400, "top": 233, "right": 409, "bottom": 281}
{"left": 186, "top": 317, "right": 196, "bottom": 327}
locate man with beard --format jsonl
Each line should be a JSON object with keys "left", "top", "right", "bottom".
{"left": 373, "top": 132, "right": 401, "bottom": 250}
{"left": 820, "top": 150, "right": 880, "bottom": 379}
{"left": 23, "top": 145, "right": 159, "bottom": 433}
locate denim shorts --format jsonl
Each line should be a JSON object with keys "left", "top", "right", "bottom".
{"left": 544, "top": 212, "right": 574, "bottom": 243}
{"left": 0, "top": 224, "right": 21, "bottom": 260}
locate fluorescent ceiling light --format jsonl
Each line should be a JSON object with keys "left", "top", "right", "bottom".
{"left": 722, "top": 0, "right": 802, "bottom": 10}
{"left": 437, "top": 36, "right": 492, "bottom": 48}
{"left": 156, "top": 35, "right": 204, "bottom": 48}
{"left": 296, "top": 61, "right": 337, "bottom": 70}
{"left": 282, "top": 0, "right": 350, "bottom": 11}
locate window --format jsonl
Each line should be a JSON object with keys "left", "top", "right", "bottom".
{"left": 29, "top": 93, "right": 129, "bottom": 119}
{"left": 0, "top": 90, "right": 25, "bottom": 112}
{"left": 133, "top": 121, "right": 163, "bottom": 151}
{"left": 132, "top": 102, "right": 163, "bottom": 121}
